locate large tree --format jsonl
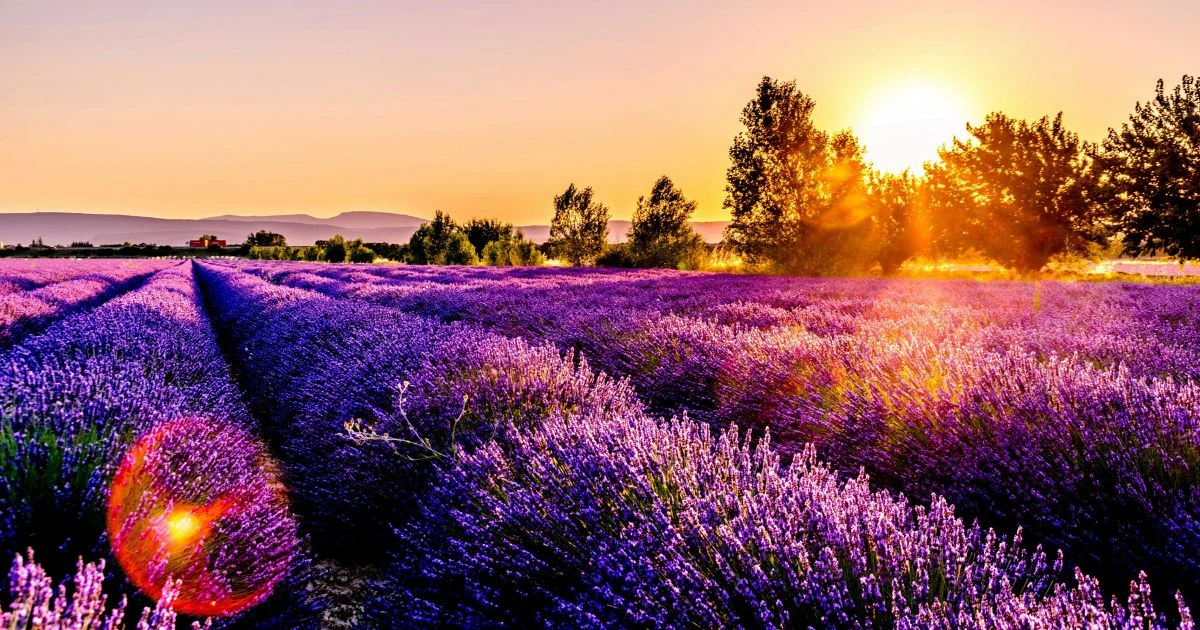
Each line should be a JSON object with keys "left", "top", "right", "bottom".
{"left": 867, "top": 170, "right": 926, "bottom": 275}
{"left": 463, "top": 218, "right": 513, "bottom": 257}
{"left": 407, "top": 210, "right": 460, "bottom": 264}
{"left": 627, "top": 176, "right": 706, "bottom": 269}
{"left": 548, "top": 184, "right": 609, "bottom": 266}
{"left": 723, "top": 77, "right": 875, "bottom": 275}
{"left": 925, "top": 112, "right": 1104, "bottom": 273}
{"left": 245, "top": 230, "right": 287, "bottom": 247}
{"left": 1096, "top": 75, "right": 1200, "bottom": 260}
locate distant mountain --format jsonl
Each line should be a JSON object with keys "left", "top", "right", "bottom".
{"left": 0, "top": 211, "right": 729, "bottom": 247}
{"left": 203, "top": 211, "right": 428, "bottom": 229}
{"left": 0, "top": 211, "right": 431, "bottom": 247}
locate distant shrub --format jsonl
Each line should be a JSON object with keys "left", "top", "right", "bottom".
{"left": 594, "top": 243, "right": 637, "bottom": 268}
{"left": 481, "top": 230, "right": 544, "bottom": 266}
{"left": 441, "top": 232, "right": 477, "bottom": 265}
{"left": 346, "top": 243, "right": 377, "bottom": 264}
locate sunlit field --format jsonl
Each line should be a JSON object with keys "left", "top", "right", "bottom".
{"left": 3, "top": 258, "right": 1199, "bottom": 627}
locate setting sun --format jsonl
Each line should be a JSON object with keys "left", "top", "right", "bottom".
{"left": 857, "top": 82, "right": 971, "bottom": 174}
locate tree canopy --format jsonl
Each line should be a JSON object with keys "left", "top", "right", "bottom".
{"left": 407, "top": 211, "right": 462, "bottom": 265}
{"left": 464, "top": 218, "right": 513, "bottom": 258}
{"left": 723, "top": 77, "right": 876, "bottom": 275}
{"left": 627, "top": 176, "right": 706, "bottom": 269}
{"left": 1097, "top": 75, "right": 1200, "bottom": 261}
{"left": 925, "top": 112, "right": 1104, "bottom": 273}
{"left": 245, "top": 230, "right": 287, "bottom": 247}
{"left": 548, "top": 184, "right": 609, "bottom": 266}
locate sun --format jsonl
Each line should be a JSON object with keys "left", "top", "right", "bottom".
{"left": 857, "top": 81, "right": 970, "bottom": 174}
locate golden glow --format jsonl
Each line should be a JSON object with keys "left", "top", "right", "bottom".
{"left": 2, "top": 3, "right": 1195, "bottom": 222}
{"left": 165, "top": 509, "right": 203, "bottom": 551}
{"left": 857, "top": 82, "right": 970, "bottom": 174}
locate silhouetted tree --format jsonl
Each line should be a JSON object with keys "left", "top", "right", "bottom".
{"left": 548, "top": 184, "right": 609, "bottom": 266}
{"left": 407, "top": 211, "right": 460, "bottom": 264}
{"left": 723, "top": 77, "right": 875, "bottom": 275}
{"left": 867, "top": 170, "right": 927, "bottom": 274}
{"left": 628, "top": 176, "right": 707, "bottom": 269}
{"left": 245, "top": 230, "right": 287, "bottom": 247}
{"left": 464, "top": 218, "right": 513, "bottom": 257}
{"left": 925, "top": 112, "right": 1104, "bottom": 273}
{"left": 1096, "top": 75, "right": 1200, "bottom": 261}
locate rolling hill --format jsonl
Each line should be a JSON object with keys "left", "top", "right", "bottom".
{"left": 0, "top": 211, "right": 729, "bottom": 246}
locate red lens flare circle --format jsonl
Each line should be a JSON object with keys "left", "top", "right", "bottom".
{"left": 106, "top": 418, "right": 298, "bottom": 617}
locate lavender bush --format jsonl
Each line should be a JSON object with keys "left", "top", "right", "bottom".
{"left": 0, "top": 260, "right": 171, "bottom": 345}
{"left": 193, "top": 262, "right": 646, "bottom": 566}
{"left": 384, "top": 411, "right": 1193, "bottom": 628}
{"left": 5, "top": 258, "right": 1199, "bottom": 626}
{"left": 228, "top": 260, "right": 1200, "bottom": 608}
{"left": 1, "top": 262, "right": 312, "bottom": 627}
{"left": 0, "top": 551, "right": 210, "bottom": 630}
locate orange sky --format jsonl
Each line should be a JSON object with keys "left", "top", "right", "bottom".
{"left": 1, "top": 1, "right": 1196, "bottom": 224}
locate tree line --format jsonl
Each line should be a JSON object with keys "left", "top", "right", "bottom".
{"left": 723, "top": 74, "right": 1199, "bottom": 275}
{"left": 253, "top": 73, "right": 1196, "bottom": 273}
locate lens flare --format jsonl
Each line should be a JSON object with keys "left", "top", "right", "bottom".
{"left": 106, "top": 418, "right": 299, "bottom": 617}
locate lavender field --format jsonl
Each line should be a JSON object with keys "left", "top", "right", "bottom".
{"left": 2, "top": 258, "right": 1199, "bottom": 628}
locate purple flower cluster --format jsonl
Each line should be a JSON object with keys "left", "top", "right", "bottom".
{"left": 1, "top": 262, "right": 308, "bottom": 626}
{"left": 193, "top": 262, "right": 646, "bottom": 567}
{"left": 228, "top": 260, "right": 1200, "bottom": 612}
{"left": 0, "top": 260, "right": 172, "bottom": 345}
{"left": 392, "top": 414, "right": 1192, "bottom": 627}
{"left": 106, "top": 417, "right": 299, "bottom": 617}
{"left": 7, "top": 257, "right": 1200, "bottom": 626}
{"left": 1, "top": 551, "right": 210, "bottom": 630}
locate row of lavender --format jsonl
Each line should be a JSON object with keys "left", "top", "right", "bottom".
{"left": 0, "top": 262, "right": 305, "bottom": 627}
{"left": 195, "top": 260, "right": 1192, "bottom": 626}
{"left": 224, "top": 259, "right": 1200, "bottom": 612}
{"left": 0, "top": 259, "right": 174, "bottom": 346}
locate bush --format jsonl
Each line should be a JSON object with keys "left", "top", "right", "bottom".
{"left": 443, "top": 233, "right": 478, "bottom": 265}
{"left": 482, "top": 231, "right": 545, "bottom": 266}
{"left": 594, "top": 243, "right": 637, "bottom": 268}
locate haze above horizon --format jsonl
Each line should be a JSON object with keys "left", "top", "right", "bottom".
{"left": 1, "top": 1, "right": 1196, "bottom": 224}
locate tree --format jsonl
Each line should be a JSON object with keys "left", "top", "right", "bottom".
{"left": 723, "top": 77, "right": 875, "bottom": 275}
{"left": 407, "top": 211, "right": 460, "bottom": 264}
{"left": 548, "top": 184, "right": 609, "bottom": 266}
{"left": 245, "top": 230, "right": 287, "bottom": 247}
{"left": 346, "top": 239, "right": 377, "bottom": 263}
{"left": 867, "top": 170, "right": 927, "bottom": 274}
{"left": 464, "top": 218, "right": 513, "bottom": 257}
{"left": 1096, "top": 75, "right": 1200, "bottom": 260}
{"left": 482, "top": 229, "right": 545, "bottom": 266}
{"left": 365, "top": 242, "right": 403, "bottom": 261}
{"left": 925, "top": 112, "right": 1104, "bottom": 273}
{"left": 321, "top": 234, "right": 348, "bottom": 263}
{"left": 443, "top": 232, "right": 479, "bottom": 265}
{"left": 627, "top": 176, "right": 707, "bottom": 269}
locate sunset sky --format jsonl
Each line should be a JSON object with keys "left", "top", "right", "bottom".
{"left": 1, "top": 1, "right": 1196, "bottom": 225}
